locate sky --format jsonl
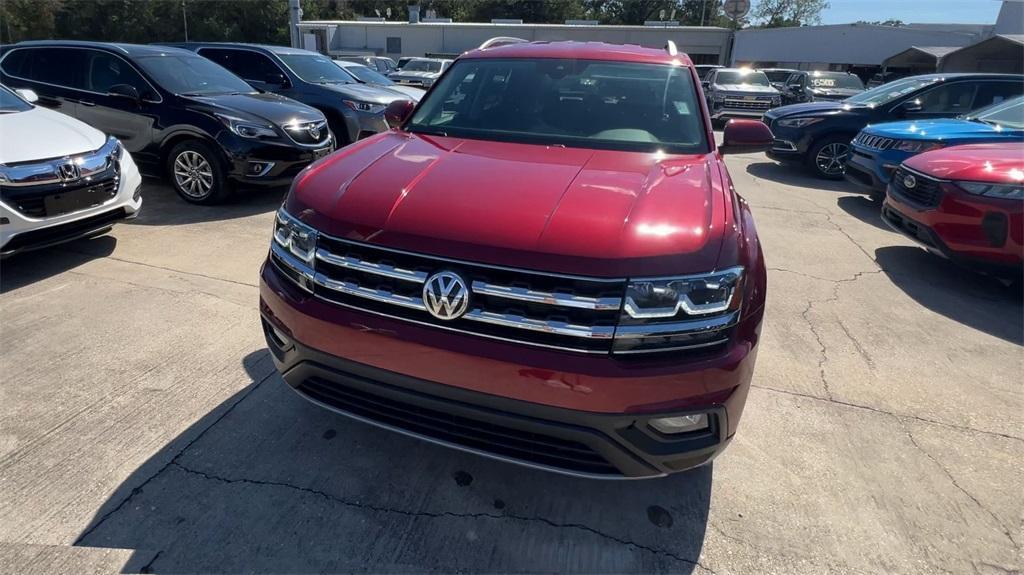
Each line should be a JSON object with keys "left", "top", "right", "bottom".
{"left": 819, "top": 0, "right": 1004, "bottom": 24}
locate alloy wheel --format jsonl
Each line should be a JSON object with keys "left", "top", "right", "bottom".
{"left": 173, "top": 150, "right": 214, "bottom": 199}
{"left": 815, "top": 143, "right": 849, "bottom": 177}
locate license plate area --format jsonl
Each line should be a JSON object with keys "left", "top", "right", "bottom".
{"left": 43, "top": 184, "right": 115, "bottom": 217}
{"left": 313, "top": 147, "right": 332, "bottom": 160}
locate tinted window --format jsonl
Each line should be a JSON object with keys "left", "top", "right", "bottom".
{"left": 845, "top": 76, "right": 941, "bottom": 107}
{"left": 714, "top": 70, "right": 770, "bottom": 87}
{"left": 278, "top": 53, "right": 353, "bottom": 84}
{"left": 807, "top": 72, "right": 864, "bottom": 90}
{"left": 0, "top": 84, "right": 33, "bottom": 112}
{"left": 973, "top": 80, "right": 1024, "bottom": 109}
{"left": 1, "top": 47, "right": 86, "bottom": 89}
{"left": 408, "top": 58, "right": 709, "bottom": 154}
{"left": 199, "top": 48, "right": 283, "bottom": 83}
{"left": 762, "top": 70, "right": 793, "bottom": 83}
{"left": 913, "top": 82, "right": 978, "bottom": 114}
{"left": 84, "top": 51, "right": 153, "bottom": 97}
{"left": 339, "top": 63, "right": 393, "bottom": 85}
{"left": 404, "top": 60, "right": 442, "bottom": 73}
{"left": 135, "top": 54, "right": 255, "bottom": 95}
{"left": 968, "top": 95, "right": 1024, "bottom": 129}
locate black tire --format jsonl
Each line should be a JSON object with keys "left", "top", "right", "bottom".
{"left": 806, "top": 134, "right": 852, "bottom": 180}
{"left": 166, "top": 140, "right": 229, "bottom": 205}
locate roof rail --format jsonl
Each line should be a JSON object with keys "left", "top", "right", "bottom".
{"left": 665, "top": 40, "right": 678, "bottom": 56}
{"left": 478, "top": 37, "right": 529, "bottom": 50}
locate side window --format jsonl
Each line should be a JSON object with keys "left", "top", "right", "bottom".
{"left": 85, "top": 51, "right": 151, "bottom": 96}
{"left": 199, "top": 48, "right": 279, "bottom": 82}
{"left": 914, "top": 82, "right": 978, "bottom": 114}
{"left": 972, "top": 81, "right": 1024, "bottom": 109}
{"left": 2, "top": 48, "right": 86, "bottom": 89}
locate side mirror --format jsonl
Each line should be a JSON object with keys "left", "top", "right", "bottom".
{"left": 265, "top": 72, "right": 289, "bottom": 87}
{"left": 720, "top": 119, "right": 774, "bottom": 155}
{"left": 108, "top": 84, "right": 141, "bottom": 102}
{"left": 701, "top": 80, "right": 710, "bottom": 89}
{"left": 384, "top": 99, "right": 416, "bottom": 128}
{"left": 899, "top": 99, "right": 923, "bottom": 115}
{"left": 15, "top": 88, "right": 38, "bottom": 103}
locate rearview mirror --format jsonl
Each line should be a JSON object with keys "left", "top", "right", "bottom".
{"left": 15, "top": 88, "right": 38, "bottom": 103}
{"left": 719, "top": 119, "right": 774, "bottom": 155}
{"left": 384, "top": 99, "right": 416, "bottom": 128}
{"left": 108, "top": 84, "right": 141, "bottom": 102}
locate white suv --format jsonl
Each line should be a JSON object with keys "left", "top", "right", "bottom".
{"left": 0, "top": 84, "right": 142, "bottom": 257}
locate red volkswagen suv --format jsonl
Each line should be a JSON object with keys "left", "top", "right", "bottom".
{"left": 259, "top": 41, "right": 774, "bottom": 478}
{"left": 883, "top": 142, "right": 1023, "bottom": 280}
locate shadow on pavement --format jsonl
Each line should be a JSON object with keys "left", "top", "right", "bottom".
{"left": 836, "top": 194, "right": 891, "bottom": 232}
{"left": 745, "top": 161, "right": 856, "bottom": 194}
{"left": 0, "top": 234, "right": 117, "bottom": 293}
{"left": 127, "top": 178, "right": 286, "bottom": 227}
{"left": 875, "top": 246, "right": 1023, "bottom": 345}
{"left": 74, "top": 350, "right": 713, "bottom": 573}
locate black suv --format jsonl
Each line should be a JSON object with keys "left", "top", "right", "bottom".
{"left": 776, "top": 70, "right": 865, "bottom": 105}
{"left": 764, "top": 73, "right": 1024, "bottom": 178}
{"left": 0, "top": 41, "right": 333, "bottom": 204}
{"left": 162, "top": 43, "right": 412, "bottom": 145}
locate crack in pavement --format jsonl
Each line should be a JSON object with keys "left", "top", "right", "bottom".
{"left": 72, "top": 358, "right": 277, "bottom": 545}
{"left": 63, "top": 270, "right": 257, "bottom": 311}
{"left": 900, "top": 422, "right": 1019, "bottom": 550}
{"left": 751, "top": 384, "right": 1024, "bottom": 443}
{"left": 168, "top": 461, "right": 717, "bottom": 574}
{"left": 59, "top": 247, "right": 259, "bottom": 289}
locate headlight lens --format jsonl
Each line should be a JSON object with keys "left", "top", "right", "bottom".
{"left": 615, "top": 267, "right": 744, "bottom": 354}
{"left": 771, "top": 96, "right": 781, "bottom": 105}
{"left": 955, "top": 181, "right": 1023, "bottom": 199}
{"left": 777, "top": 117, "right": 823, "bottom": 128}
{"left": 343, "top": 100, "right": 387, "bottom": 114}
{"left": 893, "top": 140, "right": 944, "bottom": 153}
{"left": 216, "top": 113, "right": 278, "bottom": 139}
{"left": 712, "top": 93, "right": 726, "bottom": 102}
{"left": 273, "top": 208, "right": 318, "bottom": 265}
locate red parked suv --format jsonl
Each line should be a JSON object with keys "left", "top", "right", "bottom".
{"left": 259, "top": 41, "right": 774, "bottom": 478}
{"left": 883, "top": 142, "right": 1023, "bottom": 280}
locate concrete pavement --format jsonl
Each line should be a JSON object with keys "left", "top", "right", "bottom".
{"left": 0, "top": 148, "right": 1020, "bottom": 574}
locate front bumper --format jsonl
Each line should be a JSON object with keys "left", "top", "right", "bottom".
{"left": 845, "top": 146, "right": 904, "bottom": 194}
{"left": 259, "top": 261, "right": 759, "bottom": 478}
{"left": 219, "top": 133, "right": 335, "bottom": 188}
{"left": 0, "top": 151, "right": 143, "bottom": 257}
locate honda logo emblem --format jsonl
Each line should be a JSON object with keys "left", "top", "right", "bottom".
{"left": 423, "top": 271, "right": 470, "bottom": 320}
{"left": 57, "top": 161, "right": 81, "bottom": 183}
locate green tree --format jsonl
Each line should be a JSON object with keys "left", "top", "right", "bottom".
{"left": 0, "top": 0, "right": 63, "bottom": 43}
{"left": 751, "top": 0, "right": 829, "bottom": 27}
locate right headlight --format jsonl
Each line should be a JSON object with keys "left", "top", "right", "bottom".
{"left": 777, "top": 117, "right": 823, "bottom": 128}
{"left": 955, "top": 181, "right": 1023, "bottom": 199}
{"left": 614, "top": 267, "right": 744, "bottom": 354}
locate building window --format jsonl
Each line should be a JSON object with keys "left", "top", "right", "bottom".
{"left": 386, "top": 37, "right": 401, "bottom": 54}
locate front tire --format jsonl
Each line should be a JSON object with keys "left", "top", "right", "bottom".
{"left": 167, "top": 140, "right": 229, "bottom": 205}
{"left": 807, "top": 135, "right": 851, "bottom": 180}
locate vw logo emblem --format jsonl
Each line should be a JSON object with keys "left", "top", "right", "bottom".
{"left": 308, "top": 124, "right": 321, "bottom": 140}
{"left": 423, "top": 271, "right": 469, "bottom": 321}
{"left": 57, "top": 161, "right": 81, "bottom": 183}
{"left": 903, "top": 174, "right": 917, "bottom": 189}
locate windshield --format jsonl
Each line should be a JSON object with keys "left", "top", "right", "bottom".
{"left": 407, "top": 58, "right": 709, "bottom": 154}
{"left": 808, "top": 72, "right": 865, "bottom": 90}
{"left": 967, "top": 96, "right": 1024, "bottom": 130}
{"left": 403, "top": 60, "right": 443, "bottom": 73}
{"left": 279, "top": 53, "right": 353, "bottom": 84}
{"left": 762, "top": 70, "right": 793, "bottom": 83}
{"left": 0, "top": 85, "right": 32, "bottom": 113}
{"left": 338, "top": 63, "right": 393, "bottom": 85}
{"left": 135, "top": 54, "right": 254, "bottom": 96}
{"left": 715, "top": 70, "right": 770, "bottom": 87}
{"left": 845, "top": 76, "right": 940, "bottom": 107}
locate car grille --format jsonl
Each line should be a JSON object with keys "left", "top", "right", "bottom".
{"left": 890, "top": 166, "right": 943, "bottom": 209}
{"left": 297, "top": 376, "right": 620, "bottom": 476}
{"left": 284, "top": 120, "right": 331, "bottom": 146}
{"left": 723, "top": 98, "right": 772, "bottom": 111}
{"left": 0, "top": 165, "right": 119, "bottom": 218}
{"left": 277, "top": 235, "right": 625, "bottom": 354}
{"left": 854, "top": 133, "right": 894, "bottom": 151}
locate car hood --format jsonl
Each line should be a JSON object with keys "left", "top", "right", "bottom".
{"left": 317, "top": 82, "right": 411, "bottom": 104}
{"left": 863, "top": 118, "right": 1022, "bottom": 141}
{"left": 186, "top": 92, "right": 324, "bottom": 126}
{"left": 390, "top": 71, "right": 439, "bottom": 80}
{"left": 286, "top": 132, "right": 730, "bottom": 277}
{"left": 767, "top": 101, "right": 866, "bottom": 119}
{"left": 376, "top": 83, "right": 425, "bottom": 101}
{"left": 904, "top": 142, "right": 1024, "bottom": 184}
{"left": 715, "top": 84, "right": 779, "bottom": 95}
{"left": 809, "top": 87, "right": 863, "bottom": 98}
{"left": 0, "top": 106, "right": 106, "bottom": 164}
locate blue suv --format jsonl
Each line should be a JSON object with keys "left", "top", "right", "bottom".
{"left": 845, "top": 95, "right": 1024, "bottom": 195}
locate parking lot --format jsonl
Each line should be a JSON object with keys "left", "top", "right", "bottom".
{"left": 0, "top": 143, "right": 1020, "bottom": 574}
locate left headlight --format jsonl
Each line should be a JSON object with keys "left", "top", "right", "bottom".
{"left": 344, "top": 100, "right": 387, "bottom": 114}
{"left": 955, "top": 181, "right": 1023, "bottom": 199}
{"left": 893, "top": 140, "right": 944, "bottom": 153}
{"left": 273, "top": 207, "right": 318, "bottom": 265}
{"left": 216, "top": 113, "right": 278, "bottom": 139}
{"left": 615, "top": 267, "right": 744, "bottom": 354}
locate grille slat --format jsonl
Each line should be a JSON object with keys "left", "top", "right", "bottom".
{"left": 299, "top": 377, "right": 620, "bottom": 475}
{"left": 722, "top": 98, "right": 771, "bottom": 111}
{"left": 854, "top": 133, "right": 894, "bottom": 151}
{"left": 890, "top": 167, "right": 943, "bottom": 209}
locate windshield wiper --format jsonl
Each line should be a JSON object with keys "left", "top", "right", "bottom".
{"left": 409, "top": 126, "right": 449, "bottom": 137}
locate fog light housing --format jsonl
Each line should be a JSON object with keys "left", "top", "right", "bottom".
{"left": 649, "top": 414, "right": 709, "bottom": 435}
{"left": 248, "top": 161, "right": 275, "bottom": 177}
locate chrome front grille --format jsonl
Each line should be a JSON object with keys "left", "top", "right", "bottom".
{"left": 890, "top": 166, "right": 943, "bottom": 209}
{"left": 723, "top": 98, "right": 772, "bottom": 111}
{"left": 854, "top": 133, "right": 894, "bottom": 151}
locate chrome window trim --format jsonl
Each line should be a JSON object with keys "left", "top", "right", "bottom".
{"left": 0, "top": 46, "right": 164, "bottom": 104}
{"left": 470, "top": 281, "right": 622, "bottom": 311}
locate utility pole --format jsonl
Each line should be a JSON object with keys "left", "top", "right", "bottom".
{"left": 700, "top": 0, "right": 707, "bottom": 26}
{"left": 288, "top": 0, "right": 302, "bottom": 48}
{"left": 182, "top": 0, "right": 189, "bottom": 41}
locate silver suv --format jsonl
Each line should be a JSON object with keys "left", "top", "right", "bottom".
{"left": 702, "top": 68, "right": 782, "bottom": 124}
